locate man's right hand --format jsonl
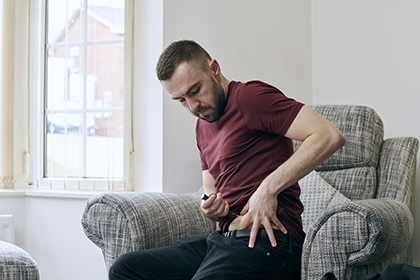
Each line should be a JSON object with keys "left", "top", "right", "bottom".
{"left": 200, "top": 192, "right": 230, "bottom": 221}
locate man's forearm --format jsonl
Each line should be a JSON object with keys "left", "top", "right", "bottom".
{"left": 262, "top": 124, "right": 345, "bottom": 197}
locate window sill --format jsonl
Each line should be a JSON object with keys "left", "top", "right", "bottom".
{"left": 0, "top": 189, "right": 27, "bottom": 197}
{"left": 0, "top": 189, "right": 121, "bottom": 199}
{"left": 25, "top": 189, "right": 104, "bottom": 199}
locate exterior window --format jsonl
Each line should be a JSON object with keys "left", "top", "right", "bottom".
{"left": 44, "top": 0, "right": 125, "bottom": 190}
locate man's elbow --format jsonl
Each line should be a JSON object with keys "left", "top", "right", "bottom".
{"left": 329, "top": 128, "right": 346, "bottom": 153}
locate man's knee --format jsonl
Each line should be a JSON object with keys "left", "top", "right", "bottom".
{"left": 109, "top": 254, "right": 133, "bottom": 280}
{"left": 108, "top": 259, "right": 123, "bottom": 280}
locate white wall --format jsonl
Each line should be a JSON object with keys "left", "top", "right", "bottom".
{"left": 0, "top": 194, "right": 26, "bottom": 244}
{"left": 25, "top": 196, "right": 107, "bottom": 280}
{"left": 312, "top": 0, "right": 420, "bottom": 265}
{"left": 0, "top": 194, "right": 107, "bottom": 280}
{"left": 162, "top": 0, "right": 313, "bottom": 193}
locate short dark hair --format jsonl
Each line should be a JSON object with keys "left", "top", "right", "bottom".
{"left": 156, "top": 40, "right": 212, "bottom": 81}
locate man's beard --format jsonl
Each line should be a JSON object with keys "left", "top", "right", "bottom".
{"left": 195, "top": 78, "right": 226, "bottom": 123}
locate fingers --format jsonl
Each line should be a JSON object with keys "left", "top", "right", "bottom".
{"left": 248, "top": 226, "right": 257, "bottom": 248}
{"left": 242, "top": 214, "right": 286, "bottom": 248}
{"left": 262, "top": 226, "right": 277, "bottom": 248}
{"left": 201, "top": 193, "right": 229, "bottom": 219}
{"left": 248, "top": 222, "right": 278, "bottom": 249}
{"left": 213, "top": 193, "right": 230, "bottom": 216}
{"left": 239, "top": 201, "right": 249, "bottom": 216}
{"left": 274, "top": 220, "right": 288, "bottom": 235}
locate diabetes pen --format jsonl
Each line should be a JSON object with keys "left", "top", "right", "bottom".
{"left": 201, "top": 193, "right": 237, "bottom": 218}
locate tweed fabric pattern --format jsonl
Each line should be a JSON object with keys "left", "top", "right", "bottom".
{"left": 317, "top": 167, "right": 377, "bottom": 200}
{"left": 294, "top": 105, "right": 384, "bottom": 171}
{"left": 81, "top": 192, "right": 216, "bottom": 270}
{"left": 293, "top": 105, "right": 384, "bottom": 200}
{"left": 301, "top": 200, "right": 413, "bottom": 280}
{"left": 376, "top": 137, "right": 419, "bottom": 205}
{"left": 299, "top": 171, "right": 350, "bottom": 233}
{"left": 0, "top": 241, "right": 39, "bottom": 280}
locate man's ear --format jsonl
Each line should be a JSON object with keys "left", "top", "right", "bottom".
{"left": 209, "top": 59, "right": 221, "bottom": 76}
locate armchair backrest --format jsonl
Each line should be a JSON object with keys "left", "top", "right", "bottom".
{"left": 295, "top": 105, "right": 418, "bottom": 205}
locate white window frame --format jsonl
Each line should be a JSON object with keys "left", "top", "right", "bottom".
{"left": 29, "top": 0, "right": 134, "bottom": 192}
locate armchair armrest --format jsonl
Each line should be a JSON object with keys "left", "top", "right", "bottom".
{"left": 301, "top": 199, "right": 414, "bottom": 280}
{"left": 81, "top": 192, "right": 216, "bottom": 270}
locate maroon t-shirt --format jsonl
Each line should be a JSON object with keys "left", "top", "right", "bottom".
{"left": 196, "top": 80, "right": 305, "bottom": 244}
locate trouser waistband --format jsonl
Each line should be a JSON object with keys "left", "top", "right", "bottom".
{"left": 222, "top": 228, "right": 302, "bottom": 250}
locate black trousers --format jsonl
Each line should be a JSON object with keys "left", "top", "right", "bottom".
{"left": 109, "top": 230, "right": 302, "bottom": 280}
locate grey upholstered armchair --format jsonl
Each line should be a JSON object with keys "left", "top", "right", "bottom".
{"left": 81, "top": 105, "right": 419, "bottom": 280}
{"left": 0, "top": 241, "right": 39, "bottom": 279}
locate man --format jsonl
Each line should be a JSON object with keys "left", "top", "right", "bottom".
{"left": 109, "top": 40, "right": 346, "bottom": 279}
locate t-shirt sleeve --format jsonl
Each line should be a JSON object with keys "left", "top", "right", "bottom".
{"left": 237, "top": 81, "right": 304, "bottom": 135}
{"left": 197, "top": 138, "right": 208, "bottom": 171}
{"left": 200, "top": 151, "right": 208, "bottom": 171}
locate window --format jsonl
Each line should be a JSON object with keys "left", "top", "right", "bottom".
{"left": 39, "top": 0, "right": 127, "bottom": 191}
{"left": 1, "top": 0, "right": 163, "bottom": 192}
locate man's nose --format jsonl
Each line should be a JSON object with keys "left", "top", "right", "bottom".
{"left": 186, "top": 98, "right": 199, "bottom": 112}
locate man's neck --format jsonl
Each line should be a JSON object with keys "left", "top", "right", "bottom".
{"left": 220, "top": 75, "right": 231, "bottom": 99}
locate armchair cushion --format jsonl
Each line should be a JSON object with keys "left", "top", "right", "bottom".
{"left": 295, "top": 105, "right": 385, "bottom": 201}
{"left": 299, "top": 171, "right": 350, "bottom": 233}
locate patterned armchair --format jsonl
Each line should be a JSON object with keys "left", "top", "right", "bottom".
{"left": 0, "top": 241, "right": 40, "bottom": 280}
{"left": 81, "top": 105, "right": 418, "bottom": 280}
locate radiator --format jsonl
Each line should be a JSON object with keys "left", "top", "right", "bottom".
{"left": 0, "top": 214, "right": 15, "bottom": 244}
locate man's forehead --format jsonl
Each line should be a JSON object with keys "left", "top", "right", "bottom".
{"left": 163, "top": 62, "right": 203, "bottom": 95}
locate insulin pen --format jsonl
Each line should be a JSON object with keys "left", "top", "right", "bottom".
{"left": 201, "top": 193, "right": 237, "bottom": 218}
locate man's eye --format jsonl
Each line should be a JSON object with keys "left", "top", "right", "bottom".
{"left": 179, "top": 98, "right": 186, "bottom": 103}
{"left": 190, "top": 88, "right": 200, "bottom": 95}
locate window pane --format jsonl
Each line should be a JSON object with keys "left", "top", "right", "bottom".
{"left": 45, "top": 0, "right": 124, "bottom": 181}
{"left": 87, "top": 5, "right": 125, "bottom": 41}
{"left": 87, "top": 43, "right": 124, "bottom": 127}
{"left": 86, "top": 112, "right": 124, "bottom": 178}
{"left": 47, "top": 0, "right": 82, "bottom": 43}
